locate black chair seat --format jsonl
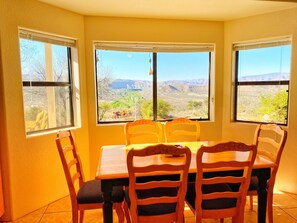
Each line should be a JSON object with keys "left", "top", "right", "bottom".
{"left": 124, "top": 187, "right": 177, "bottom": 216}
{"left": 248, "top": 176, "right": 259, "bottom": 191}
{"left": 186, "top": 183, "right": 237, "bottom": 210}
{"left": 77, "top": 180, "right": 124, "bottom": 204}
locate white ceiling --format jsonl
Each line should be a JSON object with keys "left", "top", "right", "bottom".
{"left": 38, "top": 0, "right": 297, "bottom": 21}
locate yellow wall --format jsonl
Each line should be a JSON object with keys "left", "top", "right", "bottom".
{"left": 223, "top": 8, "right": 297, "bottom": 192}
{"left": 0, "top": 0, "right": 89, "bottom": 221}
{"left": 2, "top": 0, "right": 297, "bottom": 221}
{"left": 84, "top": 16, "right": 225, "bottom": 177}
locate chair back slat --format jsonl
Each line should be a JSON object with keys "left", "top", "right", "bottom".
{"left": 138, "top": 196, "right": 179, "bottom": 206}
{"left": 202, "top": 191, "right": 241, "bottom": 200}
{"left": 67, "top": 159, "right": 78, "bottom": 170}
{"left": 202, "top": 176, "right": 245, "bottom": 185}
{"left": 63, "top": 145, "right": 74, "bottom": 154}
{"left": 134, "top": 164, "right": 186, "bottom": 173}
{"left": 136, "top": 181, "right": 181, "bottom": 190}
{"left": 72, "top": 172, "right": 81, "bottom": 184}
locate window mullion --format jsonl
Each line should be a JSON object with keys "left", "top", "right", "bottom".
{"left": 67, "top": 47, "right": 75, "bottom": 128}
{"left": 153, "top": 53, "right": 157, "bottom": 121}
{"left": 234, "top": 51, "right": 239, "bottom": 122}
{"left": 22, "top": 81, "right": 71, "bottom": 87}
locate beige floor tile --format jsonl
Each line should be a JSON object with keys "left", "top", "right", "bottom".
{"left": 46, "top": 196, "right": 72, "bottom": 213}
{"left": 39, "top": 212, "right": 72, "bottom": 223}
{"left": 283, "top": 207, "right": 297, "bottom": 221}
{"left": 2, "top": 206, "right": 47, "bottom": 223}
{"left": 5, "top": 191, "right": 297, "bottom": 223}
{"left": 83, "top": 209, "right": 102, "bottom": 223}
{"left": 6, "top": 214, "right": 43, "bottom": 223}
{"left": 185, "top": 217, "right": 196, "bottom": 223}
{"left": 274, "top": 193, "right": 297, "bottom": 209}
{"left": 287, "top": 192, "right": 297, "bottom": 202}
{"left": 31, "top": 206, "right": 48, "bottom": 215}
{"left": 184, "top": 205, "right": 195, "bottom": 218}
{"left": 272, "top": 207, "right": 297, "bottom": 223}
{"left": 79, "top": 208, "right": 122, "bottom": 223}
{"left": 244, "top": 209, "right": 258, "bottom": 223}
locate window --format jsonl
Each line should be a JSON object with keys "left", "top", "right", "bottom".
{"left": 95, "top": 42, "right": 214, "bottom": 123}
{"left": 19, "top": 29, "right": 77, "bottom": 134}
{"left": 233, "top": 37, "right": 291, "bottom": 125}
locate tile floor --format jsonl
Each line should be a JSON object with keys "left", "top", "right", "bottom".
{"left": 2, "top": 189, "right": 297, "bottom": 223}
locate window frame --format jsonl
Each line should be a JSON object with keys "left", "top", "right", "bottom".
{"left": 19, "top": 28, "right": 77, "bottom": 135}
{"left": 233, "top": 37, "right": 291, "bottom": 126}
{"left": 94, "top": 42, "right": 214, "bottom": 124}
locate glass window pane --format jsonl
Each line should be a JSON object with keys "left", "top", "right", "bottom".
{"left": 237, "top": 45, "right": 291, "bottom": 82}
{"left": 23, "top": 86, "right": 73, "bottom": 132}
{"left": 96, "top": 50, "right": 153, "bottom": 122}
{"left": 157, "top": 52, "right": 209, "bottom": 120}
{"left": 20, "top": 38, "right": 70, "bottom": 82}
{"left": 236, "top": 85, "right": 288, "bottom": 124}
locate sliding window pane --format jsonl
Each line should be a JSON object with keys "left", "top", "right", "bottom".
{"left": 236, "top": 85, "right": 288, "bottom": 124}
{"left": 20, "top": 39, "right": 70, "bottom": 82}
{"left": 237, "top": 46, "right": 291, "bottom": 82}
{"left": 23, "top": 86, "right": 73, "bottom": 132}
{"left": 157, "top": 52, "right": 209, "bottom": 120}
{"left": 96, "top": 50, "right": 153, "bottom": 122}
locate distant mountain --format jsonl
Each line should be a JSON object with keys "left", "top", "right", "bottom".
{"left": 239, "top": 72, "right": 289, "bottom": 81}
{"left": 110, "top": 78, "right": 208, "bottom": 90}
{"left": 109, "top": 72, "right": 290, "bottom": 90}
{"left": 110, "top": 79, "right": 151, "bottom": 89}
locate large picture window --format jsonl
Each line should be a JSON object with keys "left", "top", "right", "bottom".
{"left": 233, "top": 37, "right": 291, "bottom": 125}
{"left": 95, "top": 42, "right": 214, "bottom": 123}
{"left": 19, "top": 29, "right": 76, "bottom": 134}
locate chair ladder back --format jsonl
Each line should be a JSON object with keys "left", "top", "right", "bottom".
{"left": 195, "top": 141, "right": 257, "bottom": 221}
{"left": 125, "top": 119, "right": 163, "bottom": 145}
{"left": 127, "top": 144, "right": 191, "bottom": 223}
{"left": 56, "top": 130, "right": 84, "bottom": 196}
{"left": 255, "top": 124, "right": 288, "bottom": 165}
{"left": 164, "top": 118, "right": 200, "bottom": 143}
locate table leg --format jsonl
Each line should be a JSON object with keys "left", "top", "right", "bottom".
{"left": 101, "top": 180, "right": 113, "bottom": 223}
{"left": 257, "top": 168, "right": 270, "bottom": 223}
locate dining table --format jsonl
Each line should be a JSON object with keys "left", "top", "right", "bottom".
{"left": 95, "top": 141, "right": 275, "bottom": 223}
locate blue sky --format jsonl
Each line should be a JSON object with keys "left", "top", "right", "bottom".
{"left": 97, "top": 51, "right": 209, "bottom": 81}
{"left": 237, "top": 45, "right": 291, "bottom": 77}
{"left": 20, "top": 39, "right": 68, "bottom": 81}
{"left": 98, "top": 45, "right": 291, "bottom": 81}
{"left": 21, "top": 39, "right": 291, "bottom": 82}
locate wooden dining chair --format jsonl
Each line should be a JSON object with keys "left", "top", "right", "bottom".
{"left": 248, "top": 124, "right": 287, "bottom": 223}
{"left": 124, "top": 119, "right": 163, "bottom": 145}
{"left": 185, "top": 141, "right": 257, "bottom": 223}
{"left": 164, "top": 118, "right": 200, "bottom": 143}
{"left": 125, "top": 144, "right": 191, "bottom": 223}
{"left": 55, "top": 130, "right": 127, "bottom": 223}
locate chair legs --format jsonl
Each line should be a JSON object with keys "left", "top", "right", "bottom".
{"left": 248, "top": 190, "right": 274, "bottom": 223}
{"left": 72, "top": 209, "right": 79, "bottom": 223}
{"left": 249, "top": 195, "right": 253, "bottom": 210}
{"left": 267, "top": 187, "right": 274, "bottom": 223}
{"left": 123, "top": 201, "right": 131, "bottom": 223}
{"left": 79, "top": 210, "right": 84, "bottom": 223}
{"left": 114, "top": 202, "right": 125, "bottom": 223}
